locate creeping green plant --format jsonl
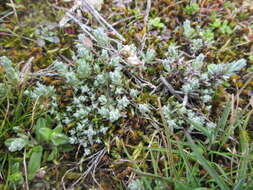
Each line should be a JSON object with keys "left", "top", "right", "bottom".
{"left": 210, "top": 19, "right": 232, "bottom": 34}
{"left": 148, "top": 17, "right": 165, "bottom": 29}
{"left": 5, "top": 117, "right": 70, "bottom": 180}
{"left": 33, "top": 118, "right": 70, "bottom": 161}
{"left": 184, "top": 3, "right": 200, "bottom": 15}
{"left": 8, "top": 161, "right": 24, "bottom": 187}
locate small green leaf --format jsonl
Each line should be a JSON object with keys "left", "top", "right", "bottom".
{"left": 28, "top": 145, "right": 43, "bottom": 180}
{"left": 15, "top": 0, "right": 22, "bottom": 4}
{"left": 211, "top": 19, "right": 222, "bottom": 29}
{"left": 53, "top": 124, "right": 63, "bottom": 133}
{"left": 175, "top": 181, "right": 193, "bottom": 190}
{"left": 47, "top": 147, "right": 58, "bottom": 161}
{"left": 9, "top": 172, "right": 24, "bottom": 185}
{"left": 34, "top": 118, "right": 47, "bottom": 141}
{"left": 184, "top": 3, "right": 200, "bottom": 15}
{"left": 51, "top": 132, "right": 69, "bottom": 146}
{"left": 149, "top": 17, "right": 165, "bottom": 29}
{"left": 9, "top": 162, "right": 24, "bottom": 185}
{"left": 35, "top": 118, "right": 47, "bottom": 129}
{"left": 38, "top": 127, "right": 52, "bottom": 142}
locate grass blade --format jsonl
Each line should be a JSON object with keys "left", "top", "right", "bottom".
{"left": 234, "top": 111, "right": 252, "bottom": 188}
{"left": 186, "top": 132, "right": 230, "bottom": 190}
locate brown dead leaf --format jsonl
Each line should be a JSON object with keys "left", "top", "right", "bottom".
{"left": 120, "top": 45, "right": 143, "bottom": 66}
{"left": 81, "top": 36, "right": 94, "bottom": 49}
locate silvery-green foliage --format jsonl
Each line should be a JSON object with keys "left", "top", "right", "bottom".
{"left": 54, "top": 61, "right": 80, "bottom": 86}
{"left": 76, "top": 43, "right": 93, "bottom": 59}
{"left": 162, "top": 59, "right": 172, "bottom": 72}
{"left": 207, "top": 59, "right": 246, "bottom": 80}
{"left": 109, "top": 56, "right": 122, "bottom": 68}
{"left": 25, "top": 82, "right": 56, "bottom": 100}
{"left": 76, "top": 59, "right": 92, "bottom": 79}
{"left": 68, "top": 119, "right": 104, "bottom": 155}
{"left": 98, "top": 106, "right": 122, "bottom": 122}
{"left": 26, "top": 33, "right": 134, "bottom": 155}
{"left": 128, "top": 179, "right": 145, "bottom": 190}
{"left": 110, "top": 70, "right": 123, "bottom": 85}
{"left": 191, "top": 53, "right": 205, "bottom": 71}
{"left": 98, "top": 106, "right": 110, "bottom": 118}
{"left": 138, "top": 104, "right": 150, "bottom": 114}
{"left": 225, "top": 59, "right": 246, "bottom": 75}
{"left": 54, "top": 60, "right": 68, "bottom": 73}
{"left": 35, "top": 23, "right": 60, "bottom": 47}
{"left": 161, "top": 25, "right": 246, "bottom": 132}
{"left": 130, "top": 89, "right": 140, "bottom": 98}
{"left": 183, "top": 20, "right": 195, "bottom": 39}
{"left": 0, "top": 56, "right": 19, "bottom": 83}
{"left": 163, "top": 103, "right": 216, "bottom": 132}
{"left": 163, "top": 43, "right": 246, "bottom": 107}
{"left": 109, "top": 107, "right": 121, "bottom": 122}
{"left": 93, "top": 27, "right": 109, "bottom": 46}
{"left": 190, "top": 38, "right": 203, "bottom": 53}
{"left": 162, "top": 45, "right": 182, "bottom": 72}
{"left": 142, "top": 48, "right": 156, "bottom": 64}
{"left": 185, "top": 20, "right": 214, "bottom": 46}
{"left": 94, "top": 73, "right": 107, "bottom": 87}
{"left": 167, "top": 44, "right": 180, "bottom": 58}
{"left": 117, "top": 96, "right": 130, "bottom": 109}
{"left": 98, "top": 95, "right": 108, "bottom": 105}
{"left": 115, "top": 87, "right": 124, "bottom": 95}
{"left": 100, "top": 49, "right": 109, "bottom": 61}
{"left": 181, "top": 78, "right": 200, "bottom": 93}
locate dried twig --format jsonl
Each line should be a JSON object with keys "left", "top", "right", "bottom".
{"left": 141, "top": 0, "right": 151, "bottom": 51}
{"left": 59, "top": 0, "right": 81, "bottom": 27}
{"left": 81, "top": 0, "right": 126, "bottom": 42}
{"left": 69, "top": 148, "right": 106, "bottom": 189}
{"left": 23, "top": 149, "right": 29, "bottom": 190}
{"left": 9, "top": 0, "right": 19, "bottom": 23}
{"left": 65, "top": 12, "right": 96, "bottom": 41}
{"left": 18, "top": 57, "right": 34, "bottom": 87}
{"left": 160, "top": 76, "right": 193, "bottom": 109}
{"left": 160, "top": 76, "right": 183, "bottom": 100}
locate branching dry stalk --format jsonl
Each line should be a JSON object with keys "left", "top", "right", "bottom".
{"left": 160, "top": 76, "right": 186, "bottom": 104}
{"left": 66, "top": 148, "right": 106, "bottom": 189}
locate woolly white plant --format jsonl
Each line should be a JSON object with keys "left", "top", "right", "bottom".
{"left": 25, "top": 29, "right": 139, "bottom": 155}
